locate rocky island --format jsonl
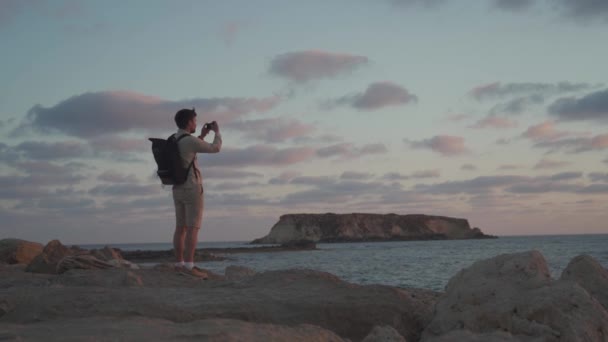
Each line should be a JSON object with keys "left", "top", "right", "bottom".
{"left": 251, "top": 213, "right": 494, "bottom": 244}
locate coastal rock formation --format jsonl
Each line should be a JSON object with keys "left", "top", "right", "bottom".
{"left": 421, "top": 250, "right": 608, "bottom": 342}
{"left": 2, "top": 239, "right": 607, "bottom": 341}
{"left": 26, "top": 240, "right": 138, "bottom": 274}
{"left": 1, "top": 317, "right": 347, "bottom": 341}
{"left": 0, "top": 239, "right": 43, "bottom": 265}
{"left": 252, "top": 213, "right": 492, "bottom": 244}
{"left": 560, "top": 254, "right": 608, "bottom": 310}
{"left": 0, "top": 267, "right": 440, "bottom": 342}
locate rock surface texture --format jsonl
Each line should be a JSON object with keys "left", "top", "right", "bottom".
{"left": 2, "top": 239, "right": 607, "bottom": 342}
{"left": 0, "top": 239, "right": 43, "bottom": 265}
{"left": 252, "top": 213, "right": 493, "bottom": 244}
{"left": 421, "top": 250, "right": 608, "bottom": 342}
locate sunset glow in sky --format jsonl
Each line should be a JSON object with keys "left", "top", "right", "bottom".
{"left": 1, "top": 0, "right": 607, "bottom": 244}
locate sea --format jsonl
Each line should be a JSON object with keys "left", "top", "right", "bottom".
{"left": 82, "top": 234, "right": 608, "bottom": 292}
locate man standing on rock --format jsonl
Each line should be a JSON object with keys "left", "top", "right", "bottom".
{"left": 171, "top": 108, "right": 222, "bottom": 275}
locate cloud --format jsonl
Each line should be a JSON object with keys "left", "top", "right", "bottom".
{"left": 13, "top": 140, "right": 90, "bottom": 160}
{"left": 549, "top": 172, "right": 583, "bottom": 181}
{"left": 315, "top": 142, "right": 388, "bottom": 159}
{"left": 533, "top": 158, "right": 571, "bottom": 169}
{"left": 556, "top": 0, "right": 608, "bottom": 21}
{"left": 88, "top": 184, "right": 160, "bottom": 196}
{"left": 389, "top": 0, "right": 447, "bottom": 8}
{"left": 468, "top": 116, "right": 518, "bottom": 129}
{"left": 381, "top": 170, "right": 440, "bottom": 181}
{"left": 207, "top": 145, "right": 316, "bottom": 167}
{"left": 268, "top": 171, "right": 301, "bottom": 185}
{"left": 414, "top": 175, "right": 528, "bottom": 194}
{"left": 219, "top": 22, "right": 241, "bottom": 46}
{"left": 521, "top": 121, "right": 570, "bottom": 141}
{"left": 382, "top": 172, "right": 409, "bottom": 181}
{"left": 588, "top": 172, "right": 608, "bottom": 182}
{"left": 531, "top": 133, "right": 608, "bottom": 153}
{"left": 17, "top": 90, "right": 280, "bottom": 138}
{"left": 411, "top": 170, "right": 441, "bottom": 178}
{"left": 0, "top": 164, "right": 86, "bottom": 199}
{"left": 498, "top": 164, "right": 523, "bottom": 170}
{"left": 444, "top": 114, "right": 472, "bottom": 123}
{"left": 470, "top": 82, "right": 596, "bottom": 101}
{"left": 89, "top": 136, "right": 149, "bottom": 153}
{"left": 405, "top": 135, "right": 469, "bottom": 156}
{"left": 280, "top": 179, "right": 399, "bottom": 205}
{"left": 548, "top": 89, "right": 608, "bottom": 122}
{"left": 268, "top": 50, "right": 369, "bottom": 83}
{"left": 489, "top": 94, "right": 545, "bottom": 115}
{"left": 340, "top": 171, "right": 374, "bottom": 180}
{"left": 97, "top": 171, "right": 138, "bottom": 183}
{"left": 461, "top": 164, "right": 477, "bottom": 171}
{"left": 226, "top": 118, "right": 315, "bottom": 143}
{"left": 204, "top": 168, "right": 265, "bottom": 179}
{"left": 413, "top": 172, "right": 595, "bottom": 195}
{"left": 290, "top": 176, "right": 336, "bottom": 187}
{"left": 492, "top": 0, "right": 535, "bottom": 11}
{"left": 325, "top": 82, "right": 417, "bottom": 111}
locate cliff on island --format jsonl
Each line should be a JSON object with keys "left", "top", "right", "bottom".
{"left": 251, "top": 213, "right": 494, "bottom": 244}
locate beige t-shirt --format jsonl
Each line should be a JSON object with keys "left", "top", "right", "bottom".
{"left": 173, "top": 128, "right": 222, "bottom": 189}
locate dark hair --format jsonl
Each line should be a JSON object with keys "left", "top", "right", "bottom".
{"left": 174, "top": 108, "right": 197, "bottom": 129}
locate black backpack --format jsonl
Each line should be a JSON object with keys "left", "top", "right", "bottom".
{"left": 149, "top": 134, "right": 194, "bottom": 185}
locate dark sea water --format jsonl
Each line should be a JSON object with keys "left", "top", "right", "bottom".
{"left": 82, "top": 234, "right": 608, "bottom": 291}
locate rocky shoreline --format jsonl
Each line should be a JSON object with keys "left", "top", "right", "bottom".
{"left": 1, "top": 238, "right": 607, "bottom": 341}
{"left": 119, "top": 239, "right": 317, "bottom": 263}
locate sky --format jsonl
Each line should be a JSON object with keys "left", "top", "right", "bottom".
{"left": 0, "top": 0, "right": 607, "bottom": 244}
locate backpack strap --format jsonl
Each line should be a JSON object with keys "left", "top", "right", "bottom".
{"left": 175, "top": 133, "right": 197, "bottom": 180}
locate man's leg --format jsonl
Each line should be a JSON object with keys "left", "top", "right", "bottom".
{"left": 173, "top": 226, "right": 186, "bottom": 263}
{"left": 184, "top": 226, "right": 200, "bottom": 264}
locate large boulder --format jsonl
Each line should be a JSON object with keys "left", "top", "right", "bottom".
{"left": 25, "top": 240, "right": 73, "bottom": 274}
{"left": 89, "top": 246, "right": 123, "bottom": 262}
{"left": 422, "top": 250, "right": 608, "bottom": 342}
{"left": 0, "top": 239, "right": 43, "bottom": 265}
{"left": 362, "top": 325, "right": 407, "bottom": 342}
{"left": 560, "top": 254, "right": 608, "bottom": 310}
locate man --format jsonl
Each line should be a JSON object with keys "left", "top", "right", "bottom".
{"left": 172, "top": 108, "right": 222, "bottom": 274}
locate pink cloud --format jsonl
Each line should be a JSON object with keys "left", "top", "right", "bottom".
{"left": 534, "top": 158, "right": 571, "bottom": 170}
{"left": 406, "top": 135, "right": 469, "bottom": 156}
{"left": 220, "top": 22, "right": 241, "bottom": 46}
{"left": 227, "top": 118, "right": 315, "bottom": 143}
{"left": 469, "top": 116, "right": 518, "bottom": 129}
{"left": 269, "top": 50, "right": 369, "bottom": 83}
{"left": 590, "top": 134, "right": 608, "bottom": 149}
{"left": 522, "top": 121, "right": 569, "bottom": 141}
{"left": 18, "top": 90, "right": 280, "bottom": 138}
{"left": 316, "top": 142, "right": 387, "bottom": 159}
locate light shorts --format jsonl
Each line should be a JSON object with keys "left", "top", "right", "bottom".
{"left": 172, "top": 185, "right": 204, "bottom": 229}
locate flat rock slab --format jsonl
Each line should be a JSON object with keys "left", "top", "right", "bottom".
{"left": 0, "top": 317, "right": 346, "bottom": 342}
{"left": 0, "top": 268, "right": 440, "bottom": 342}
